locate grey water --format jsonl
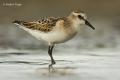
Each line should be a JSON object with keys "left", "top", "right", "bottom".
{"left": 0, "top": 48, "right": 120, "bottom": 80}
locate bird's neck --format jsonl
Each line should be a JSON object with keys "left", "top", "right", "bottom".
{"left": 67, "top": 16, "right": 80, "bottom": 31}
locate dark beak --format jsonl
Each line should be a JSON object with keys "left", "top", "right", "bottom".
{"left": 85, "top": 20, "right": 95, "bottom": 30}
{"left": 78, "top": 15, "right": 95, "bottom": 30}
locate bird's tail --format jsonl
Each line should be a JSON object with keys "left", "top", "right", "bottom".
{"left": 12, "top": 20, "right": 33, "bottom": 26}
{"left": 12, "top": 20, "right": 24, "bottom": 25}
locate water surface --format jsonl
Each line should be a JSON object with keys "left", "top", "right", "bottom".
{"left": 0, "top": 49, "right": 120, "bottom": 80}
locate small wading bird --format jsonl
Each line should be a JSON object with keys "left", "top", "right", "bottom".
{"left": 13, "top": 10, "right": 95, "bottom": 70}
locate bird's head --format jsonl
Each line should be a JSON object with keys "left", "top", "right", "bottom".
{"left": 70, "top": 10, "right": 95, "bottom": 30}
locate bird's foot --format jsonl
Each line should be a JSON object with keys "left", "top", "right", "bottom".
{"left": 48, "top": 60, "right": 56, "bottom": 72}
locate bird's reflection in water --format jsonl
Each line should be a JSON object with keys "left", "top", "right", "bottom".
{"left": 42, "top": 60, "right": 77, "bottom": 77}
{"left": 36, "top": 66, "right": 78, "bottom": 77}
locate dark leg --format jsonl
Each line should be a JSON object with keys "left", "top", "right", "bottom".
{"left": 48, "top": 45, "right": 56, "bottom": 70}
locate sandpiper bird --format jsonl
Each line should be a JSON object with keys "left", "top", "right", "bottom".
{"left": 13, "top": 10, "right": 95, "bottom": 69}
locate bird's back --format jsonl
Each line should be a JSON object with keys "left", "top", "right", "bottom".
{"left": 13, "top": 17, "right": 67, "bottom": 32}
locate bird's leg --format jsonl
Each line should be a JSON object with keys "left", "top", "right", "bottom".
{"left": 48, "top": 45, "right": 56, "bottom": 70}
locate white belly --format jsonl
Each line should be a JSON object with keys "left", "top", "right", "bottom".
{"left": 31, "top": 30, "right": 67, "bottom": 43}
{"left": 19, "top": 26, "right": 77, "bottom": 44}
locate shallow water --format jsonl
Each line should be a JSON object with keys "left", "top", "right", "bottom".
{"left": 0, "top": 49, "right": 120, "bottom": 80}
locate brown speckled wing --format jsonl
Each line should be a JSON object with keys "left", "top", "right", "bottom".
{"left": 13, "top": 17, "right": 61, "bottom": 32}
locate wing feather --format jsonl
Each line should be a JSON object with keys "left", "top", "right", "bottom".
{"left": 13, "top": 17, "right": 61, "bottom": 32}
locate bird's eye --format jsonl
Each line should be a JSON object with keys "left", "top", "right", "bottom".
{"left": 78, "top": 15, "right": 84, "bottom": 19}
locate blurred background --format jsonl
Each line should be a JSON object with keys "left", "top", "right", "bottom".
{"left": 0, "top": 0, "right": 120, "bottom": 51}
{"left": 0, "top": 1, "right": 120, "bottom": 80}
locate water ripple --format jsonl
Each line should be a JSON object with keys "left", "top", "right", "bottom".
{"left": 0, "top": 61, "right": 48, "bottom": 65}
